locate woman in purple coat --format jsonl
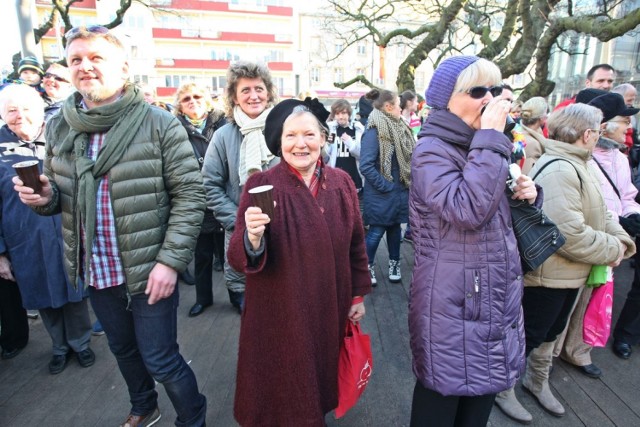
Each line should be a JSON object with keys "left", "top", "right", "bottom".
{"left": 408, "top": 56, "right": 538, "bottom": 426}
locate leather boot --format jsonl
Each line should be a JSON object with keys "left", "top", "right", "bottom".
{"left": 522, "top": 341, "right": 565, "bottom": 417}
{"left": 495, "top": 386, "right": 533, "bottom": 424}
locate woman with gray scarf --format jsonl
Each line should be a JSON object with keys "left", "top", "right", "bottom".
{"left": 201, "top": 61, "right": 279, "bottom": 313}
{"left": 359, "top": 89, "right": 415, "bottom": 286}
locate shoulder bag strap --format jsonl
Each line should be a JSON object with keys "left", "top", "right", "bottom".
{"left": 532, "top": 158, "right": 583, "bottom": 192}
{"left": 592, "top": 157, "right": 621, "bottom": 200}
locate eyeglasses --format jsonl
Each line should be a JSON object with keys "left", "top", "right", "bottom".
{"left": 64, "top": 25, "right": 110, "bottom": 40}
{"left": 43, "top": 73, "right": 69, "bottom": 83}
{"left": 466, "top": 85, "right": 503, "bottom": 99}
{"left": 587, "top": 128, "right": 604, "bottom": 137}
{"left": 180, "top": 94, "right": 203, "bottom": 103}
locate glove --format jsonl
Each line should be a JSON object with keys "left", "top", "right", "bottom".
{"left": 619, "top": 213, "right": 640, "bottom": 237}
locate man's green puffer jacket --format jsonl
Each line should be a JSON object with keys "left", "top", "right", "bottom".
{"left": 36, "top": 107, "right": 205, "bottom": 295}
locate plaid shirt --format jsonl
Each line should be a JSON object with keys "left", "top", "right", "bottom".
{"left": 81, "top": 131, "right": 126, "bottom": 289}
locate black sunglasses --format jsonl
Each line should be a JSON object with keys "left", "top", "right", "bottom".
{"left": 43, "top": 72, "right": 69, "bottom": 83}
{"left": 64, "top": 25, "right": 110, "bottom": 39}
{"left": 467, "top": 85, "right": 503, "bottom": 99}
{"left": 180, "top": 94, "right": 204, "bottom": 103}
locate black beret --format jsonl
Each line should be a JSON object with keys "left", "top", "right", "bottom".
{"left": 575, "top": 88, "right": 607, "bottom": 104}
{"left": 264, "top": 97, "right": 330, "bottom": 156}
{"left": 588, "top": 92, "right": 640, "bottom": 123}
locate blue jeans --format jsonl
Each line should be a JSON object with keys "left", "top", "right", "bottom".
{"left": 89, "top": 284, "right": 206, "bottom": 427}
{"left": 365, "top": 224, "right": 402, "bottom": 265}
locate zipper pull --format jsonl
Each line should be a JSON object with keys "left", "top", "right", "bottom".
{"left": 474, "top": 272, "right": 480, "bottom": 293}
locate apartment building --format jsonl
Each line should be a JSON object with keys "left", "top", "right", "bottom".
{"left": 35, "top": 0, "right": 296, "bottom": 102}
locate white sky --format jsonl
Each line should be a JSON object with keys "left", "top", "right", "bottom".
{"left": 1, "top": 5, "right": 22, "bottom": 74}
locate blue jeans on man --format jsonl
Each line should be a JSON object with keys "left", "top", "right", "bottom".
{"left": 89, "top": 284, "right": 206, "bottom": 426}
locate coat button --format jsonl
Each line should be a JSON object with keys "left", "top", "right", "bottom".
{"left": 466, "top": 292, "right": 472, "bottom": 298}
{"left": 320, "top": 207, "right": 325, "bottom": 213}
{"left": 511, "top": 323, "right": 517, "bottom": 329}
{"left": 517, "top": 275, "right": 522, "bottom": 280}
{"left": 322, "top": 183, "right": 327, "bottom": 189}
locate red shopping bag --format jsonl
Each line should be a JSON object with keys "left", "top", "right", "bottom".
{"left": 583, "top": 280, "right": 614, "bottom": 347}
{"left": 335, "top": 321, "right": 373, "bottom": 418}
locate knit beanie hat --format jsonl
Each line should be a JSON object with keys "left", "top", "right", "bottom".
{"left": 18, "top": 56, "right": 44, "bottom": 76}
{"left": 426, "top": 55, "right": 480, "bottom": 110}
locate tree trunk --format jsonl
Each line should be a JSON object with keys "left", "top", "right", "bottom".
{"left": 16, "top": 0, "right": 40, "bottom": 61}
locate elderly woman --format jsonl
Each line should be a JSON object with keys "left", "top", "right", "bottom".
{"left": 0, "top": 84, "right": 93, "bottom": 372}
{"left": 409, "top": 55, "right": 537, "bottom": 426}
{"left": 202, "top": 61, "right": 279, "bottom": 313}
{"left": 521, "top": 103, "right": 635, "bottom": 417}
{"left": 227, "top": 98, "right": 371, "bottom": 426}
{"left": 360, "top": 88, "right": 415, "bottom": 285}
{"left": 0, "top": 84, "right": 46, "bottom": 158}
{"left": 173, "top": 82, "right": 227, "bottom": 317}
{"left": 520, "top": 97, "right": 549, "bottom": 174}
{"left": 553, "top": 93, "right": 640, "bottom": 376}
{"left": 42, "top": 63, "right": 73, "bottom": 122}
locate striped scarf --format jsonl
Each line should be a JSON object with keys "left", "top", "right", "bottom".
{"left": 287, "top": 158, "right": 323, "bottom": 198}
{"left": 367, "top": 108, "right": 415, "bottom": 187}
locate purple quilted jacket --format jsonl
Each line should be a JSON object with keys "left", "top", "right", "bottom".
{"left": 408, "top": 109, "right": 526, "bottom": 396}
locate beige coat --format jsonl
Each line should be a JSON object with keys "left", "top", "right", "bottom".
{"left": 521, "top": 124, "right": 546, "bottom": 175}
{"left": 525, "top": 139, "right": 635, "bottom": 289}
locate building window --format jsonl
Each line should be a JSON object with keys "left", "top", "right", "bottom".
{"left": 357, "top": 42, "right": 367, "bottom": 55}
{"left": 335, "top": 43, "right": 343, "bottom": 55}
{"left": 356, "top": 67, "right": 365, "bottom": 76}
{"left": 334, "top": 68, "right": 344, "bottom": 82}
{"left": 310, "top": 67, "right": 320, "bottom": 83}
{"left": 265, "top": 50, "right": 284, "bottom": 62}
{"left": 275, "top": 77, "right": 285, "bottom": 96}
{"left": 211, "top": 76, "right": 228, "bottom": 92}
{"left": 133, "top": 74, "right": 149, "bottom": 85}
{"left": 396, "top": 44, "right": 405, "bottom": 58}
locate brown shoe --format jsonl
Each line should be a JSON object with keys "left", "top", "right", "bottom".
{"left": 120, "top": 407, "right": 161, "bottom": 427}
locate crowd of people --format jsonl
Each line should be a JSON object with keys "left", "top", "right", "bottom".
{"left": 2, "top": 25, "right": 640, "bottom": 427}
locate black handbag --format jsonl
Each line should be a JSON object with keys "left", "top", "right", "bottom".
{"left": 509, "top": 158, "right": 576, "bottom": 273}
{"left": 509, "top": 196, "right": 566, "bottom": 273}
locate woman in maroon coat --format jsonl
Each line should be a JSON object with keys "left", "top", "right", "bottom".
{"left": 228, "top": 98, "right": 372, "bottom": 426}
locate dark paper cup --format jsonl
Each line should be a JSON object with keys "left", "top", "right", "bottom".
{"left": 248, "top": 185, "right": 274, "bottom": 219}
{"left": 12, "top": 160, "right": 42, "bottom": 194}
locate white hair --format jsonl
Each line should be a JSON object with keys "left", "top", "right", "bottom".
{"left": 0, "top": 84, "right": 45, "bottom": 122}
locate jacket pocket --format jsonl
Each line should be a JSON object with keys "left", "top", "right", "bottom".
{"left": 464, "top": 268, "right": 482, "bottom": 321}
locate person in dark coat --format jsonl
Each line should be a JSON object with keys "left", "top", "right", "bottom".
{"left": 408, "top": 55, "right": 538, "bottom": 426}
{"left": 228, "top": 98, "right": 372, "bottom": 426}
{"left": 0, "top": 83, "right": 93, "bottom": 372}
{"left": 174, "top": 82, "right": 227, "bottom": 317}
{"left": 359, "top": 88, "right": 415, "bottom": 285}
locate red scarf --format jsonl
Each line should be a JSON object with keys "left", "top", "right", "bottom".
{"left": 287, "top": 158, "right": 323, "bottom": 198}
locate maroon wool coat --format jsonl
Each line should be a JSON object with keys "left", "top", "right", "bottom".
{"left": 229, "top": 161, "right": 371, "bottom": 426}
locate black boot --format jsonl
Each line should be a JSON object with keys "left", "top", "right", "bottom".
{"left": 228, "top": 290, "right": 245, "bottom": 314}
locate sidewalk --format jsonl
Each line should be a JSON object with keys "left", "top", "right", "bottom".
{"left": 1, "top": 241, "right": 639, "bottom": 426}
